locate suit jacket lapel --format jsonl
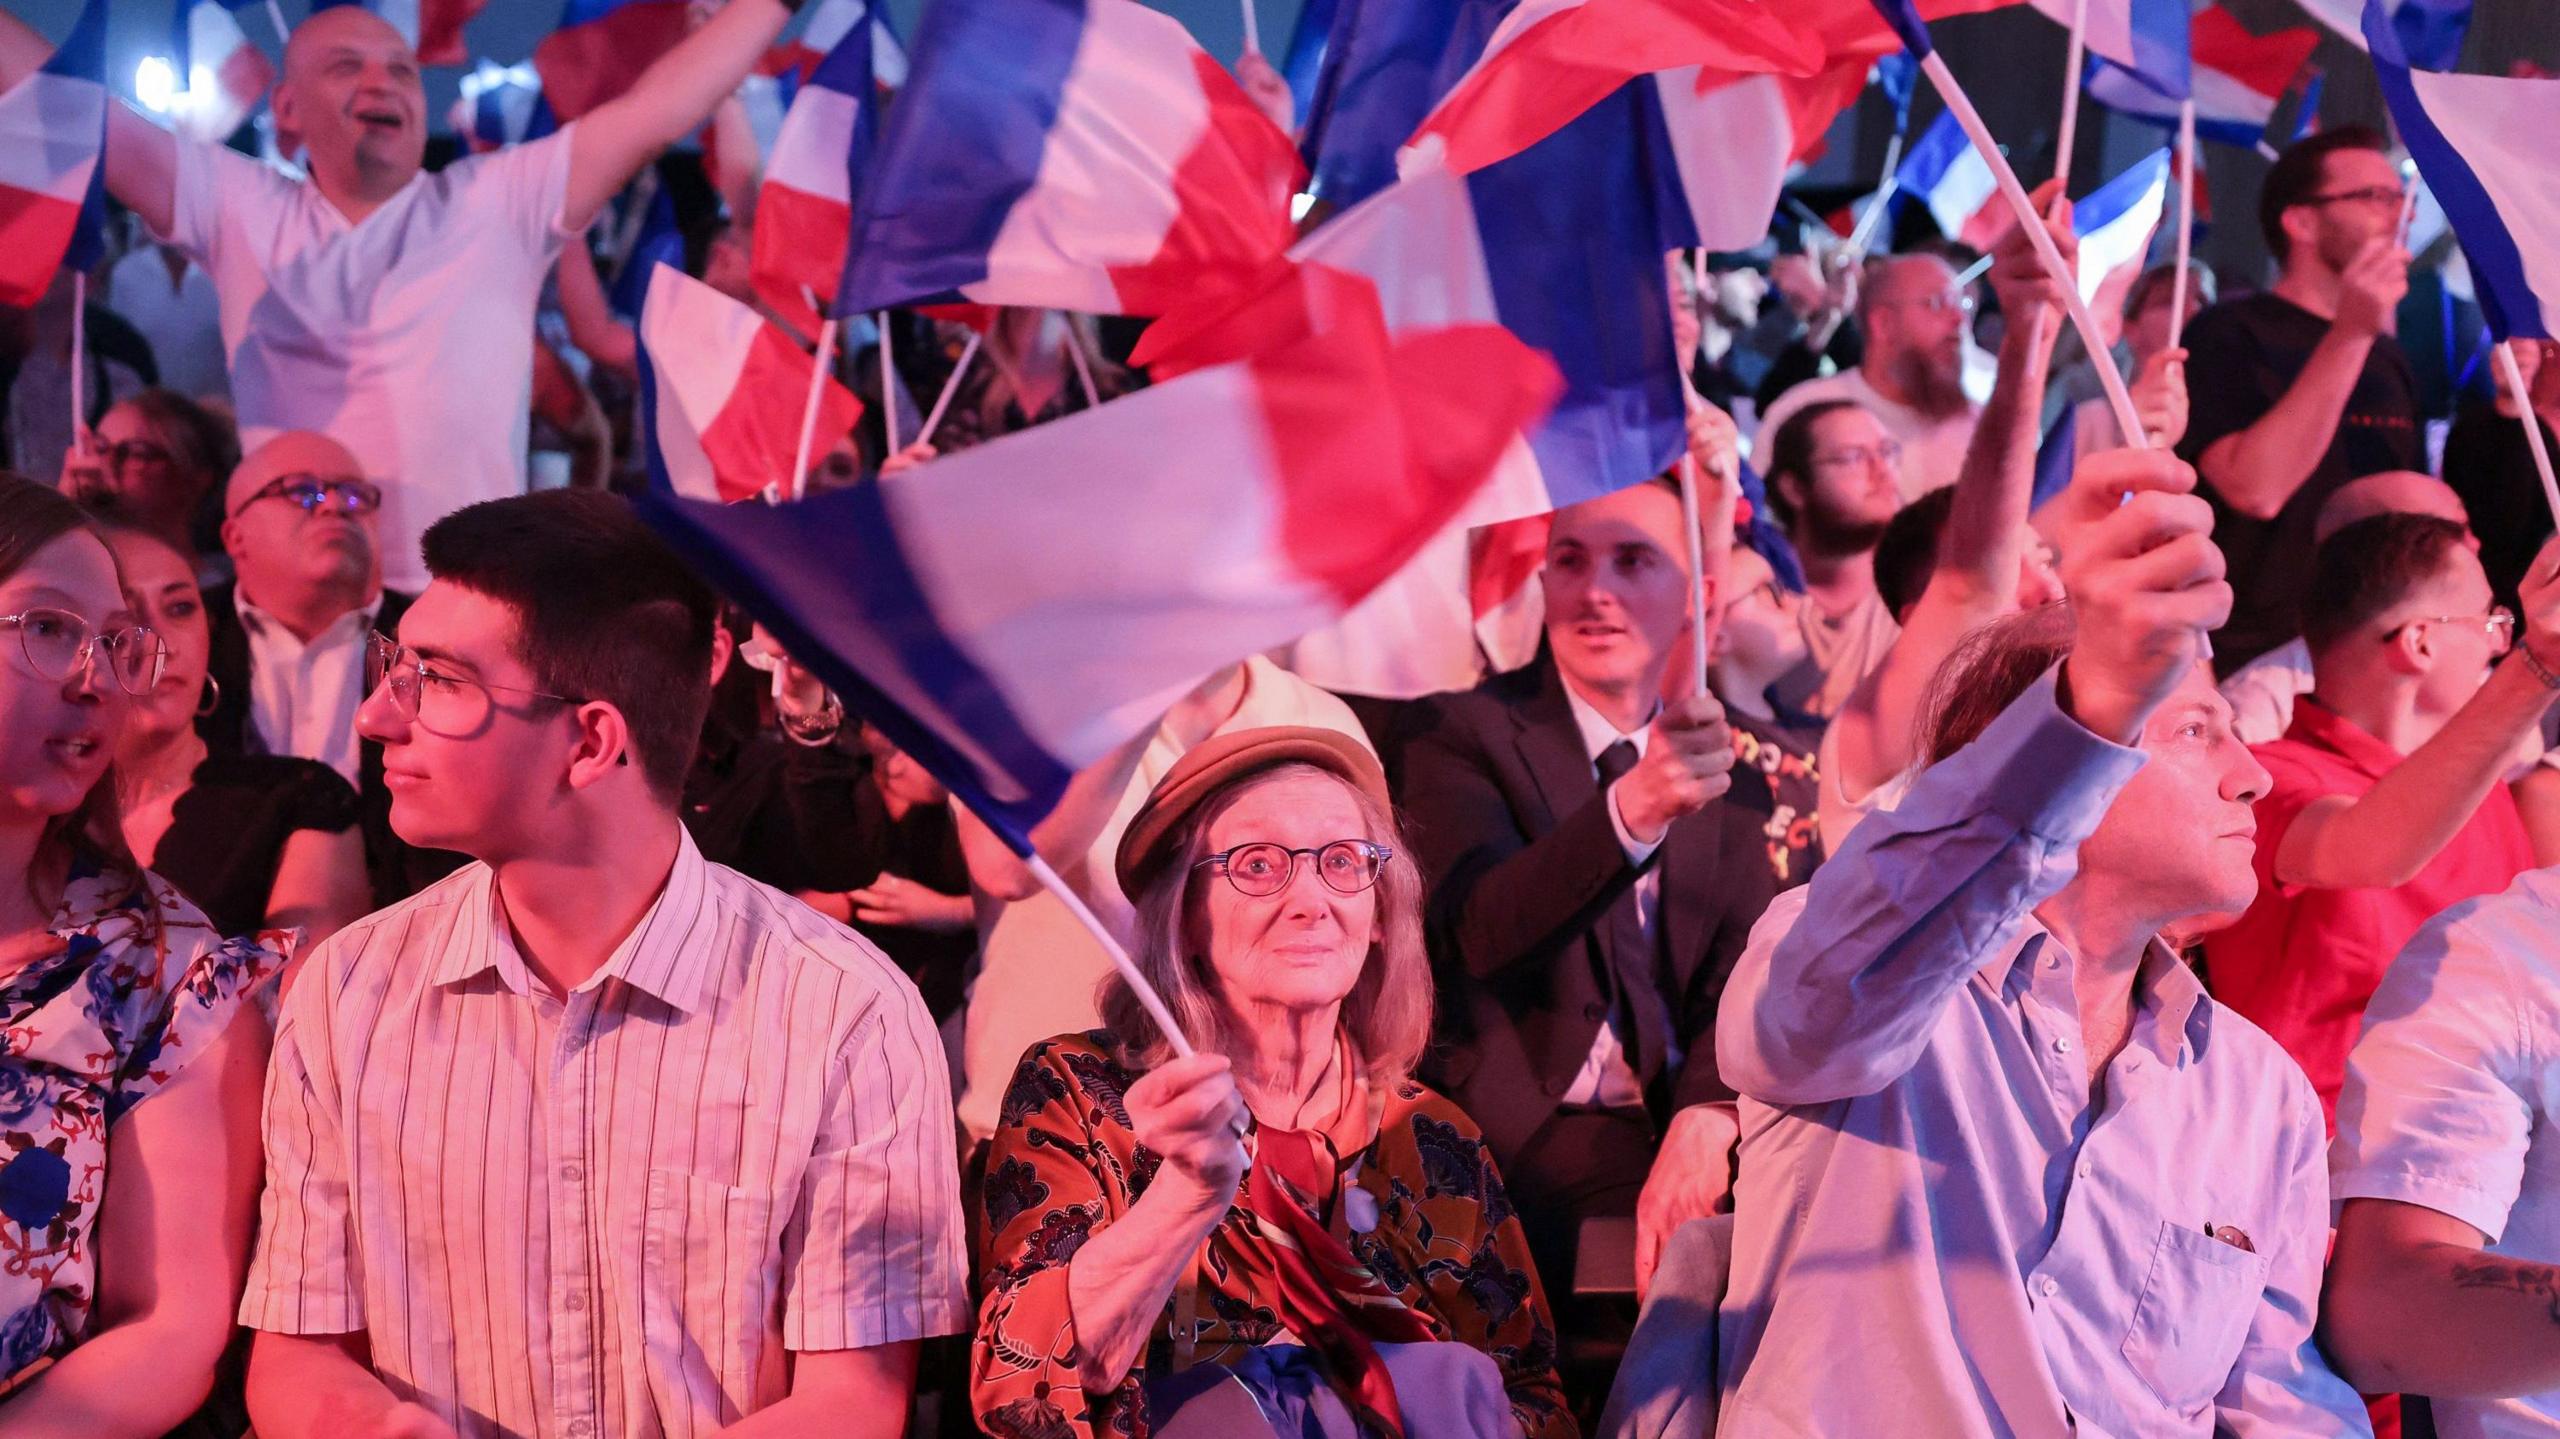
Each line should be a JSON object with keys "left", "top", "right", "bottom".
{"left": 1511, "top": 657, "right": 1601, "bottom": 830}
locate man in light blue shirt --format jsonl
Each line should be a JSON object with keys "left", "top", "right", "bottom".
{"left": 1710, "top": 447, "right": 2371, "bottom": 1436}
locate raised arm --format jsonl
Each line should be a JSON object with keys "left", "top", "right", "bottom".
{"left": 2195, "top": 238, "right": 2407, "bottom": 519}
{"left": 563, "top": 0, "right": 795, "bottom": 234}
{"left": 1831, "top": 182, "right": 2073, "bottom": 807}
{"left": 0, "top": 9, "right": 177, "bottom": 239}
{"left": 555, "top": 236, "right": 638, "bottom": 379}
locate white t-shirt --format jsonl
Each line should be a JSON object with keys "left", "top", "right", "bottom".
{"left": 1751, "top": 367, "right": 1980, "bottom": 503}
{"left": 154, "top": 130, "right": 579, "bottom": 591}
{"left": 2334, "top": 868, "right": 2560, "bottom": 1439}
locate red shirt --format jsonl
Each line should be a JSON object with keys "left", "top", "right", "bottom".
{"left": 2202, "top": 698, "right": 2536, "bottom": 1126}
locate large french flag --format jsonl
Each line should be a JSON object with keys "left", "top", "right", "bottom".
{"left": 450, "top": 59, "right": 552, "bottom": 152}
{"left": 749, "top": 15, "right": 876, "bottom": 333}
{"left": 2367, "top": 0, "right": 2557, "bottom": 341}
{"left": 172, "top": 0, "right": 275, "bottom": 145}
{"left": 0, "top": 0, "right": 106, "bottom": 308}
{"left": 312, "top": 0, "right": 484, "bottom": 68}
{"left": 1893, "top": 109, "right": 2003, "bottom": 248}
{"left": 2073, "top": 148, "right": 2169, "bottom": 348}
{"left": 533, "top": 0, "right": 690, "bottom": 121}
{"left": 1298, "top": 0, "right": 1513, "bottom": 210}
{"left": 773, "top": 0, "right": 908, "bottom": 85}
{"left": 2293, "top": 0, "right": 2471, "bottom": 70}
{"left": 636, "top": 264, "right": 864, "bottom": 503}
{"left": 835, "top": 0, "right": 1303, "bottom": 320}
{"left": 639, "top": 292, "right": 1560, "bottom": 845}
{"left": 2086, "top": 5, "right": 2317, "bottom": 146}
{"left": 2027, "top": 0, "right": 2187, "bottom": 98}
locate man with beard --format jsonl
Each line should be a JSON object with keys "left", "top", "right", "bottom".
{"left": 1753, "top": 253, "right": 1984, "bottom": 498}
{"left": 2178, "top": 127, "right": 2424, "bottom": 675}
{"left": 1715, "top": 399, "right": 1906, "bottom": 728}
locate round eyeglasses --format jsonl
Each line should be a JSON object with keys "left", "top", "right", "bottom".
{"left": 230, "top": 473, "right": 384, "bottom": 520}
{"left": 1194, "top": 840, "right": 1393, "bottom": 898}
{"left": 1, "top": 608, "right": 168, "bottom": 695}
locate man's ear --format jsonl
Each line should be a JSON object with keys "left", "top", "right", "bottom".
{"left": 563, "top": 701, "right": 636, "bottom": 792}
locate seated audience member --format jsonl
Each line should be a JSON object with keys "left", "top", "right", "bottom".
{"left": 1748, "top": 247, "right": 1863, "bottom": 418}
{"left": 0, "top": 475, "right": 285, "bottom": 1431}
{"left": 1715, "top": 400, "right": 1902, "bottom": 726}
{"left": 972, "top": 728, "right": 1569, "bottom": 1439}
{"left": 2217, "top": 471, "right": 2471, "bottom": 745}
{"left": 60, "top": 389, "right": 236, "bottom": 570}
{"left": 2323, "top": 871, "right": 2560, "bottom": 1435}
{"left": 1754, "top": 252, "right": 1983, "bottom": 498}
{"left": 97, "top": 519, "right": 368, "bottom": 945}
{"left": 2443, "top": 338, "right": 2560, "bottom": 615}
{"left": 952, "top": 654, "right": 1374, "bottom": 1148}
{"left": 2179, "top": 127, "right": 2424, "bottom": 674}
{"left": 2201, "top": 518, "right": 2555, "bottom": 1122}
{"left": 1397, "top": 476, "right": 1778, "bottom": 1297}
{"left": 1816, "top": 184, "right": 2076, "bottom": 852}
{"left": 1711, "top": 449, "right": 2371, "bottom": 1433}
{"left": 239, "top": 491, "right": 965, "bottom": 1436}
{"left": 2067, "top": 261, "right": 2211, "bottom": 456}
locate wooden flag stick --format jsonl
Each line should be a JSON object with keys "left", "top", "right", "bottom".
{"left": 1919, "top": 51, "right": 2147, "bottom": 451}
{"left": 878, "top": 312, "right": 900, "bottom": 451}
{"left": 788, "top": 317, "right": 838, "bottom": 503}
{"left": 2168, "top": 99, "right": 2197, "bottom": 352}
{"left": 916, "top": 330, "right": 984, "bottom": 448}
{"left": 2055, "top": 0, "right": 2089, "bottom": 186}
{"left": 1026, "top": 852, "right": 1199, "bottom": 1058}
{"left": 2498, "top": 342, "right": 2560, "bottom": 530}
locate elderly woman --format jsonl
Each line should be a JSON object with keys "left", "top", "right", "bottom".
{"left": 972, "top": 727, "right": 1571, "bottom": 1439}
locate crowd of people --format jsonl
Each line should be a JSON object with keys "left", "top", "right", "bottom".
{"left": 3, "top": 2, "right": 2560, "bottom": 1438}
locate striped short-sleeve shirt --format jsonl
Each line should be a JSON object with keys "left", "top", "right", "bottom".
{"left": 241, "top": 826, "right": 969, "bottom": 1438}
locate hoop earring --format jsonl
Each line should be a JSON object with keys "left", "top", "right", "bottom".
{"left": 195, "top": 675, "right": 221, "bottom": 718}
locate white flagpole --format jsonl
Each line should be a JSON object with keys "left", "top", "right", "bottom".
{"left": 68, "top": 272, "right": 86, "bottom": 442}
{"left": 1026, "top": 853, "right": 1199, "bottom": 1058}
{"left": 2168, "top": 99, "right": 2197, "bottom": 353}
{"left": 1677, "top": 453, "right": 1711, "bottom": 698}
{"left": 265, "top": 0, "right": 291, "bottom": 42}
{"left": 2055, "top": 0, "right": 2089, "bottom": 187}
{"left": 915, "top": 330, "right": 984, "bottom": 448}
{"left": 1239, "top": 0, "right": 1261, "bottom": 57}
{"left": 1064, "top": 319, "right": 1102, "bottom": 409}
{"left": 2498, "top": 342, "right": 2560, "bottom": 529}
{"left": 1919, "top": 52, "right": 2147, "bottom": 450}
{"left": 788, "top": 317, "right": 837, "bottom": 502}
{"left": 877, "top": 312, "right": 900, "bottom": 451}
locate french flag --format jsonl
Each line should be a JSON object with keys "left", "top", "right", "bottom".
{"left": 1298, "top": 0, "right": 1512, "bottom": 210}
{"left": 635, "top": 264, "right": 864, "bottom": 503}
{"left": 1894, "top": 108, "right": 2003, "bottom": 249}
{"left": 2086, "top": 5, "right": 2318, "bottom": 146}
{"left": 313, "top": 0, "right": 484, "bottom": 68}
{"left": 2073, "top": 148, "right": 2170, "bottom": 349}
{"left": 2293, "top": 0, "right": 2471, "bottom": 71}
{"left": 773, "top": 0, "right": 908, "bottom": 87}
{"left": 2027, "top": 0, "right": 2188, "bottom": 98}
{"left": 749, "top": 14, "right": 875, "bottom": 334}
{"left": 171, "top": 0, "right": 275, "bottom": 145}
{"left": 2367, "top": 0, "right": 2557, "bottom": 341}
{"left": 836, "top": 0, "right": 1303, "bottom": 320}
{"left": 450, "top": 59, "right": 552, "bottom": 153}
{"left": 533, "top": 0, "right": 690, "bottom": 122}
{"left": 639, "top": 289, "right": 1560, "bottom": 844}
{"left": 0, "top": 0, "right": 105, "bottom": 308}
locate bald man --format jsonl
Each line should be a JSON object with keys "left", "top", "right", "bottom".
{"left": 0, "top": 0, "right": 801, "bottom": 589}
{"left": 2221, "top": 471, "right": 2472, "bottom": 743}
{"left": 1753, "top": 253, "right": 1985, "bottom": 499}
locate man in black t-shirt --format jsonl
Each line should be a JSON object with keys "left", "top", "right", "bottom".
{"left": 2178, "top": 127, "right": 2424, "bottom": 674}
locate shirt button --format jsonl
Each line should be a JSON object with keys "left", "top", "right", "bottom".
{"left": 2076, "top": 1161, "right": 2092, "bottom": 1180}
{"left": 561, "top": 1163, "right": 583, "bottom": 1182}
{"left": 2040, "top": 1277, "right": 2060, "bottom": 1298}
{"left": 2052, "top": 1036, "right": 2073, "bottom": 1055}
{"left": 564, "top": 1291, "right": 587, "bottom": 1311}
{"left": 568, "top": 1421, "right": 592, "bottom": 1437}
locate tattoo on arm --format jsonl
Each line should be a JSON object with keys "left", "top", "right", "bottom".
{"left": 2451, "top": 1257, "right": 2560, "bottom": 1325}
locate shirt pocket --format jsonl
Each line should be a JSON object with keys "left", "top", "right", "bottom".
{"left": 641, "top": 1168, "right": 783, "bottom": 1423}
{"left": 2118, "top": 1219, "right": 2270, "bottom": 1417}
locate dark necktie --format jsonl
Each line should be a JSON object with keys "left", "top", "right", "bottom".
{"left": 1593, "top": 740, "right": 1655, "bottom": 1075}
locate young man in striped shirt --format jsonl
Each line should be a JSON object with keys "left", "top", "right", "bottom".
{"left": 238, "top": 491, "right": 968, "bottom": 1439}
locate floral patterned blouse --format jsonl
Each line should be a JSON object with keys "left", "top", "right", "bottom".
{"left": 972, "top": 1032, "right": 1574, "bottom": 1439}
{"left": 0, "top": 863, "right": 289, "bottom": 1388}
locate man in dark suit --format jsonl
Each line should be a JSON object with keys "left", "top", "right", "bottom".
{"left": 1397, "top": 476, "right": 1779, "bottom": 1297}
{"left": 200, "top": 430, "right": 460, "bottom": 904}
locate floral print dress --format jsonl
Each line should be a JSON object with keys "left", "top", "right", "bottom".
{"left": 972, "top": 1032, "right": 1574, "bottom": 1439}
{"left": 0, "top": 864, "right": 288, "bottom": 1388}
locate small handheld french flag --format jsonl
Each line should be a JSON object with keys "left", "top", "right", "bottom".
{"left": 2073, "top": 148, "right": 2170, "bottom": 348}
{"left": 749, "top": 8, "right": 881, "bottom": 334}
{"left": 1894, "top": 108, "right": 2003, "bottom": 249}
{"left": 2367, "top": 0, "right": 2556, "bottom": 341}
{"left": 636, "top": 265, "right": 864, "bottom": 504}
{"left": 2086, "top": 5, "right": 2318, "bottom": 146}
{"left": 533, "top": 0, "right": 690, "bottom": 121}
{"left": 2027, "top": 0, "right": 2188, "bottom": 99}
{"left": 0, "top": 0, "right": 106, "bottom": 308}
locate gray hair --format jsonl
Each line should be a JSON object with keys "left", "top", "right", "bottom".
{"left": 1102, "top": 762, "right": 1433, "bottom": 1085}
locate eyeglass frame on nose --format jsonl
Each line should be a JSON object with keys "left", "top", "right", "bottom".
{"left": 0, "top": 608, "right": 169, "bottom": 695}
{"left": 2292, "top": 185, "right": 2408, "bottom": 211}
{"left": 230, "top": 473, "right": 385, "bottom": 520}
{"left": 1810, "top": 439, "right": 1905, "bottom": 473}
{"left": 1193, "top": 839, "right": 1394, "bottom": 898}
{"left": 365, "top": 630, "right": 585, "bottom": 725}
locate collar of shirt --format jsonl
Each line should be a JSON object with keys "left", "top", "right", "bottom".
{"left": 1981, "top": 922, "right": 2217, "bottom": 1068}
{"left": 427, "top": 826, "right": 721, "bottom": 1015}
{"left": 1559, "top": 676, "right": 1656, "bottom": 768}
{"left": 235, "top": 587, "right": 384, "bottom": 650}
{"left": 2282, "top": 695, "right": 2405, "bottom": 780}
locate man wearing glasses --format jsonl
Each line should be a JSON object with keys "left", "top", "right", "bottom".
{"left": 1752, "top": 252, "right": 1986, "bottom": 500}
{"left": 2179, "top": 126, "right": 2425, "bottom": 675}
{"left": 2202, "top": 514, "right": 2560, "bottom": 1129}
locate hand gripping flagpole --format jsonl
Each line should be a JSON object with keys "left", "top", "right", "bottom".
{"left": 2167, "top": 99, "right": 2197, "bottom": 352}
{"left": 1239, "top": 0, "right": 1262, "bottom": 57}
{"left": 1918, "top": 52, "right": 2148, "bottom": 452}
{"left": 1023, "top": 852, "right": 1200, "bottom": 1059}
{"left": 2054, "top": 0, "right": 2089, "bottom": 186}
{"left": 2496, "top": 342, "right": 2560, "bottom": 529}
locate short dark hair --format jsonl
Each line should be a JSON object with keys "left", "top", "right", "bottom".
{"left": 1919, "top": 601, "right": 2077, "bottom": 766}
{"left": 1874, "top": 485, "right": 1954, "bottom": 621}
{"left": 1762, "top": 398, "right": 1862, "bottom": 532}
{"left": 2300, "top": 513, "right": 2473, "bottom": 653}
{"left": 2258, "top": 125, "right": 2390, "bottom": 264}
{"left": 2123, "top": 261, "right": 2218, "bottom": 324}
{"left": 420, "top": 490, "right": 717, "bottom": 799}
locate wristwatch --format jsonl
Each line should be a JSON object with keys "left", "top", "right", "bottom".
{"left": 778, "top": 690, "right": 846, "bottom": 746}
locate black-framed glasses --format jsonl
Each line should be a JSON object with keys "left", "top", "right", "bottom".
{"left": 1, "top": 608, "right": 167, "bottom": 695}
{"left": 366, "top": 631, "right": 583, "bottom": 727}
{"left": 103, "top": 439, "right": 171, "bottom": 471}
{"left": 2295, "top": 186, "right": 2406, "bottom": 210}
{"left": 231, "top": 473, "right": 384, "bottom": 519}
{"left": 1194, "top": 840, "right": 1393, "bottom": 898}
{"left": 2385, "top": 607, "right": 2515, "bottom": 655}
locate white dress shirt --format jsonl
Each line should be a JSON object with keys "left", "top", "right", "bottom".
{"left": 237, "top": 589, "right": 381, "bottom": 781}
